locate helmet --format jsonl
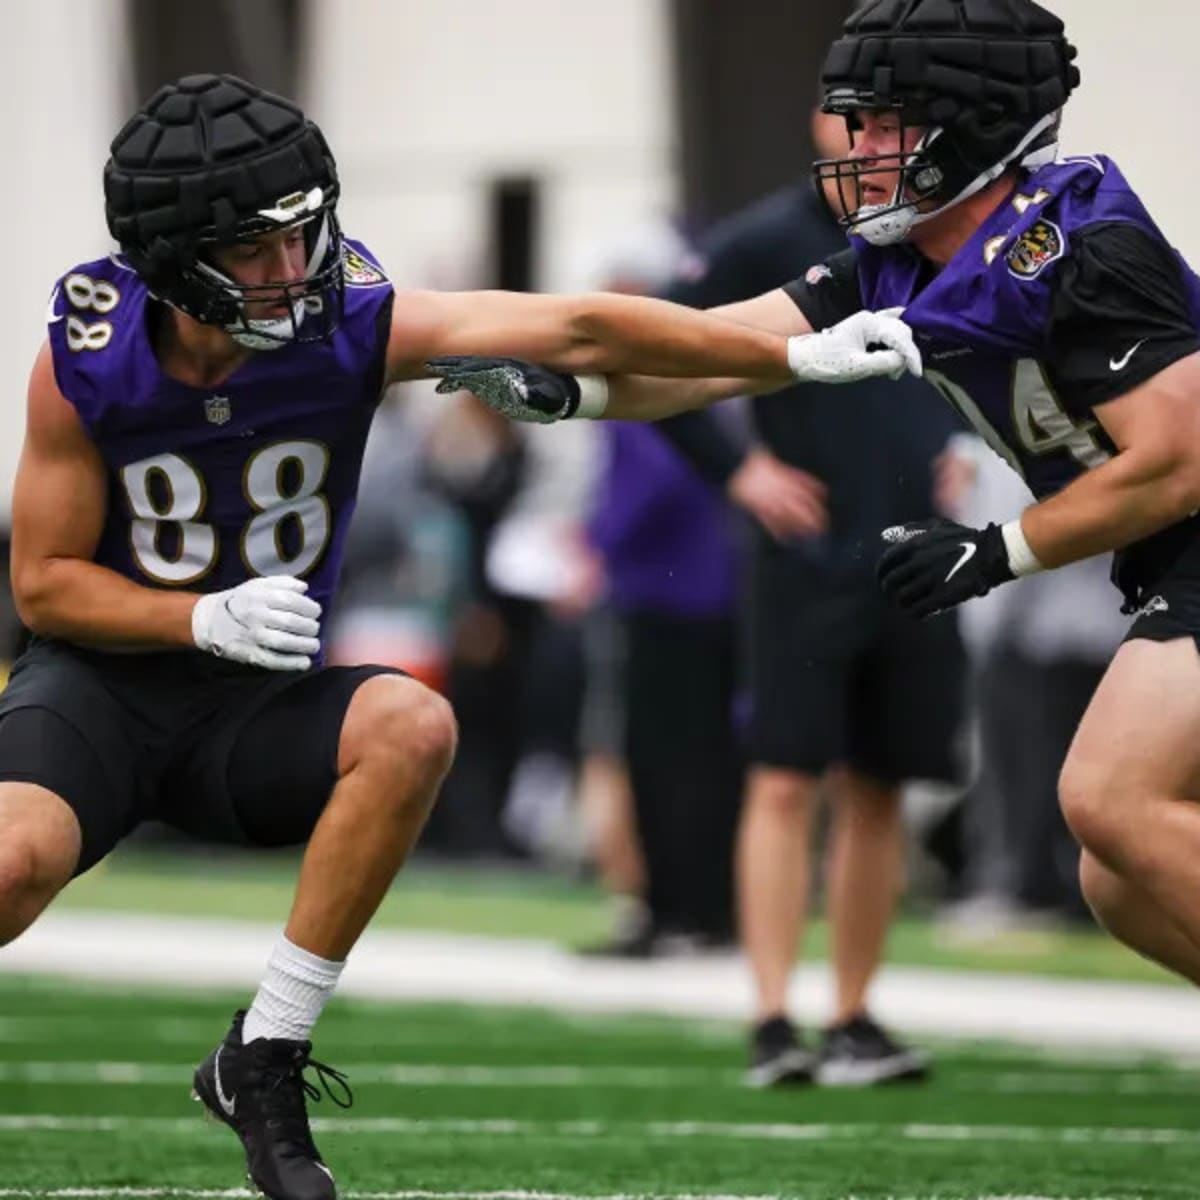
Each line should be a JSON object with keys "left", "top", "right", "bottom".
{"left": 104, "top": 74, "right": 344, "bottom": 350}
{"left": 814, "top": 0, "right": 1080, "bottom": 246}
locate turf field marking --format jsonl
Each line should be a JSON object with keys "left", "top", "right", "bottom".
{"left": 0, "top": 1061, "right": 725, "bottom": 1087}
{"left": 956, "top": 1070, "right": 1200, "bottom": 1095}
{"left": 0, "top": 1113, "right": 1195, "bottom": 1147}
{"left": 0, "top": 1191, "right": 1151, "bottom": 1200}
{"left": 4, "top": 1060, "right": 1199, "bottom": 1096}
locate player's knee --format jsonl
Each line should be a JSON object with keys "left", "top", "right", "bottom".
{"left": 1058, "top": 758, "right": 1122, "bottom": 860}
{"left": 342, "top": 675, "right": 458, "bottom": 785}
{"left": 1077, "top": 850, "right": 1116, "bottom": 921}
{"left": 0, "top": 837, "right": 68, "bottom": 945}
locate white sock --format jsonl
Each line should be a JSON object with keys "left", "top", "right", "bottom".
{"left": 242, "top": 936, "right": 345, "bottom": 1044}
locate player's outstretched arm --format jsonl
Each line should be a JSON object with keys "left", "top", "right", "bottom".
{"left": 421, "top": 294, "right": 921, "bottom": 422}
{"left": 10, "top": 344, "right": 199, "bottom": 648}
{"left": 388, "top": 285, "right": 795, "bottom": 385}
{"left": 388, "top": 282, "right": 919, "bottom": 397}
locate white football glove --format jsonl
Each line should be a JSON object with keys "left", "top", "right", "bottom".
{"left": 191, "top": 576, "right": 322, "bottom": 671}
{"left": 786, "top": 307, "right": 922, "bottom": 384}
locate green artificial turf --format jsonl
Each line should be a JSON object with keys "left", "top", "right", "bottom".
{"left": 0, "top": 973, "right": 1195, "bottom": 1198}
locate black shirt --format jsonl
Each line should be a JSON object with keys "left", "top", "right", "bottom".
{"left": 656, "top": 184, "right": 959, "bottom": 575}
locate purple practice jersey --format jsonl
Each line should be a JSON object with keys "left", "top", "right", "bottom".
{"left": 786, "top": 156, "right": 1200, "bottom": 602}
{"left": 790, "top": 157, "right": 1200, "bottom": 500}
{"left": 46, "top": 239, "right": 395, "bottom": 651}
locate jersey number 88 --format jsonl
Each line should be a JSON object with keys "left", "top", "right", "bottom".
{"left": 120, "top": 440, "right": 331, "bottom": 585}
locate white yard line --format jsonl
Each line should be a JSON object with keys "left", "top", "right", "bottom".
{"left": 0, "top": 1113, "right": 1192, "bottom": 1147}
{"left": 3, "top": 1061, "right": 1200, "bottom": 1097}
{"left": 0, "top": 1190, "right": 1148, "bottom": 1200}
{"left": 0, "top": 1061, "right": 723, "bottom": 1087}
{"left": 0, "top": 911, "right": 1195, "bottom": 1053}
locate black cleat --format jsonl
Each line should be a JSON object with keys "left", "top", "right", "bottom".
{"left": 744, "top": 1014, "right": 815, "bottom": 1088}
{"left": 191, "top": 1010, "right": 351, "bottom": 1200}
{"left": 815, "top": 1013, "right": 929, "bottom": 1087}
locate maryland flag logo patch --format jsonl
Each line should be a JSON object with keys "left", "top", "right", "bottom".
{"left": 1006, "top": 219, "right": 1064, "bottom": 280}
{"left": 342, "top": 245, "right": 388, "bottom": 287}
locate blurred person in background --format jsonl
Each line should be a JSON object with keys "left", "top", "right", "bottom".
{"left": 576, "top": 221, "right": 832, "bottom": 955}
{"left": 648, "top": 109, "right": 965, "bottom": 1085}
{"left": 434, "top": 0, "right": 1200, "bottom": 1026}
{"left": 0, "top": 73, "right": 913, "bottom": 1200}
{"left": 482, "top": 416, "right": 598, "bottom": 862}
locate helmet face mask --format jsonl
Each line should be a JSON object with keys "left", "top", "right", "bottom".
{"left": 814, "top": 100, "right": 947, "bottom": 246}
{"left": 188, "top": 204, "right": 345, "bottom": 351}
{"left": 813, "top": 0, "right": 1080, "bottom": 246}
{"left": 104, "top": 74, "right": 347, "bottom": 349}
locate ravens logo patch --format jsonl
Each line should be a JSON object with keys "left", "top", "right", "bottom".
{"left": 342, "top": 245, "right": 388, "bottom": 287}
{"left": 1006, "top": 219, "right": 1064, "bottom": 280}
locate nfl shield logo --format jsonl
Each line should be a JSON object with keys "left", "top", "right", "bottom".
{"left": 204, "top": 395, "right": 232, "bottom": 426}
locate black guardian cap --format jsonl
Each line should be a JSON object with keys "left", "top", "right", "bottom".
{"left": 104, "top": 74, "right": 344, "bottom": 348}
{"left": 815, "top": 0, "right": 1080, "bottom": 245}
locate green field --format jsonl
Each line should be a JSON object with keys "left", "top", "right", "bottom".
{"left": 1, "top": 973, "right": 1196, "bottom": 1199}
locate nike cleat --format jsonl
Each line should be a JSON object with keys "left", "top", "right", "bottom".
{"left": 191, "top": 1009, "right": 351, "bottom": 1200}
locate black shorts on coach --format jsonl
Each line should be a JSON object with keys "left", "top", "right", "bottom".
{"left": 745, "top": 551, "right": 967, "bottom": 783}
{"left": 0, "top": 637, "right": 401, "bottom": 876}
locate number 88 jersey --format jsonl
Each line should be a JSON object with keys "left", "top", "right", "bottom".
{"left": 45, "top": 238, "right": 394, "bottom": 649}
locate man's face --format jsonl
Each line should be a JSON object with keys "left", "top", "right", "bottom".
{"left": 847, "top": 110, "right": 927, "bottom": 210}
{"left": 208, "top": 224, "right": 309, "bottom": 318}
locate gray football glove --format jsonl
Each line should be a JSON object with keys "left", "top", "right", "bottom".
{"left": 426, "top": 356, "right": 580, "bottom": 424}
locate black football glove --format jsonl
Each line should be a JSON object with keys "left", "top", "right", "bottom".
{"left": 426, "top": 356, "right": 581, "bottom": 424}
{"left": 877, "top": 518, "right": 1015, "bottom": 619}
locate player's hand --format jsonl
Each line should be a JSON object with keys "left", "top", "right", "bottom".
{"left": 726, "top": 449, "right": 829, "bottom": 540}
{"left": 877, "top": 518, "right": 1013, "bottom": 618}
{"left": 426, "top": 356, "right": 580, "bottom": 424}
{"left": 191, "top": 576, "right": 322, "bottom": 671}
{"left": 787, "top": 307, "right": 922, "bottom": 385}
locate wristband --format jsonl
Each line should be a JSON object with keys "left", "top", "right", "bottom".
{"left": 1001, "top": 517, "right": 1045, "bottom": 577}
{"left": 573, "top": 374, "right": 609, "bottom": 419}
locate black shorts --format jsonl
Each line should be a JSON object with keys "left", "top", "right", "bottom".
{"left": 745, "top": 553, "right": 966, "bottom": 783}
{"left": 0, "top": 638, "right": 402, "bottom": 876}
{"left": 1122, "top": 517, "right": 1200, "bottom": 647}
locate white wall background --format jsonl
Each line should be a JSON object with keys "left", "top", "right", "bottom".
{"left": 1052, "top": 1, "right": 1200, "bottom": 260}
{"left": 0, "top": 2, "right": 126, "bottom": 520}
{"left": 0, "top": 3, "right": 1197, "bottom": 518}
{"left": 301, "top": 0, "right": 676, "bottom": 293}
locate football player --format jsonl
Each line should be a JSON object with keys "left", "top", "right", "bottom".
{"left": 0, "top": 75, "right": 918, "bottom": 1199}
{"left": 431, "top": 0, "right": 1200, "bottom": 1008}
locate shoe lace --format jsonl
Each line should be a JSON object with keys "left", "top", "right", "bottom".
{"left": 255, "top": 1044, "right": 354, "bottom": 1144}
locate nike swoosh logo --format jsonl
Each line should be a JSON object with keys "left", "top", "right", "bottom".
{"left": 944, "top": 542, "right": 978, "bottom": 583}
{"left": 214, "top": 1047, "right": 236, "bottom": 1117}
{"left": 1109, "top": 339, "right": 1147, "bottom": 372}
{"left": 45, "top": 287, "right": 62, "bottom": 324}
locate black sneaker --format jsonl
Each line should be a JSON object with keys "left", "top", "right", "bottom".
{"left": 191, "top": 1010, "right": 352, "bottom": 1200}
{"left": 816, "top": 1013, "right": 929, "bottom": 1087}
{"left": 576, "top": 908, "right": 659, "bottom": 959}
{"left": 744, "top": 1015, "right": 815, "bottom": 1087}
